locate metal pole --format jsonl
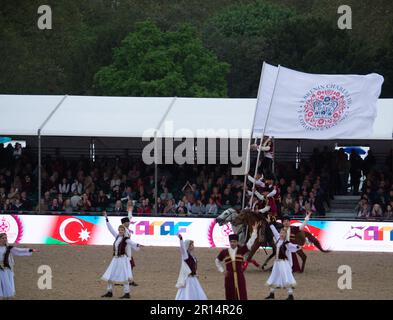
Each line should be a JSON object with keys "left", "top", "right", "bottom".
{"left": 153, "top": 97, "right": 177, "bottom": 215}
{"left": 241, "top": 61, "right": 266, "bottom": 209}
{"left": 154, "top": 134, "right": 158, "bottom": 215}
{"left": 38, "top": 130, "right": 41, "bottom": 214}
{"left": 272, "top": 136, "right": 275, "bottom": 175}
{"left": 249, "top": 65, "right": 281, "bottom": 206}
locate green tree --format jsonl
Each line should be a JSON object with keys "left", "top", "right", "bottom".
{"left": 93, "top": 21, "right": 230, "bottom": 97}
{"left": 203, "top": 0, "right": 373, "bottom": 98}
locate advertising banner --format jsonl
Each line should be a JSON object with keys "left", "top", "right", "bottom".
{"left": 1, "top": 214, "right": 392, "bottom": 252}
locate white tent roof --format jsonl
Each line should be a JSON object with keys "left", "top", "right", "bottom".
{"left": 0, "top": 95, "right": 64, "bottom": 136}
{"left": 0, "top": 94, "right": 392, "bottom": 139}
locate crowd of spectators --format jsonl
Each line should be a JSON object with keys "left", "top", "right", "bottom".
{"left": 0, "top": 142, "right": 392, "bottom": 219}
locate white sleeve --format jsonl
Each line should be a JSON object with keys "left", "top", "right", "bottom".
{"left": 299, "top": 216, "right": 310, "bottom": 230}
{"left": 10, "top": 247, "right": 33, "bottom": 256}
{"left": 126, "top": 239, "right": 140, "bottom": 251}
{"left": 267, "top": 188, "right": 277, "bottom": 198}
{"left": 286, "top": 242, "right": 301, "bottom": 253}
{"left": 215, "top": 258, "right": 225, "bottom": 273}
{"left": 255, "top": 180, "right": 265, "bottom": 188}
{"left": 179, "top": 239, "right": 188, "bottom": 260}
{"left": 259, "top": 205, "right": 270, "bottom": 214}
{"left": 269, "top": 224, "right": 280, "bottom": 241}
{"left": 254, "top": 190, "right": 265, "bottom": 201}
{"left": 106, "top": 220, "right": 118, "bottom": 238}
{"left": 246, "top": 229, "right": 258, "bottom": 250}
{"left": 128, "top": 210, "right": 133, "bottom": 220}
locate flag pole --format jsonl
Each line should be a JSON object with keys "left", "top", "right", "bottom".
{"left": 249, "top": 65, "right": 281, "bottom": 207}
{"left": 241, "top": 61, "right": 266, "bottom": 209}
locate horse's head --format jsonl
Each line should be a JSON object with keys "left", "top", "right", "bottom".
{"left": 216, "top": 208, "right": 238, "bottom": 226}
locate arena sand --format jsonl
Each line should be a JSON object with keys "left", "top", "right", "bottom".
{"left": 11, "top": 245, "right": 393, "bottom": 300}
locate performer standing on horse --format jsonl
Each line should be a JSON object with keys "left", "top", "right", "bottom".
{"left": 215, "top": 221, "right": 260, "bottom": 300}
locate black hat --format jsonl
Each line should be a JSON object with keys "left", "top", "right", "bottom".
{"left": 282, "top": 215, "right": 290, "bottom": 221}
{"left": 121, "top": 217, "right": 130, "bottom": 224}
{"left": 229, "top": 234, "right": 239, "bottom": 241}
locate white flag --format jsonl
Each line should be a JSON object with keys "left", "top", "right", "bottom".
{"left": 253, "top": 63, "right": 384, "bottom": 139}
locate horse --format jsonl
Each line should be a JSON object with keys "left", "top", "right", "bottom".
{"left": 216, "top": 208, "right": 330, "bottom": 272}
{"left": 216, "top": 208, "right": 278, "bottom": 270}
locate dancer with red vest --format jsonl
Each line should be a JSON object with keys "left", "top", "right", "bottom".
{"left": 215, "top": 221, "right": 259, "bottom": 300}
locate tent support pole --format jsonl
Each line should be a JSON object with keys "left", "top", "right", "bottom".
{"left": 37, "top": 94, "right": 68, "bottom": 214}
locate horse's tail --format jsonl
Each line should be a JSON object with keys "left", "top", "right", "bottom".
{"left": 304, "top": 231, "right": 330, "bottom": 253}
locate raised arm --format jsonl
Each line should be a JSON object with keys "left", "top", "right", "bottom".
{"left": 299, "top": 212, "right": 311, "bottom": 230}
{"left": 246, "top": 222, "right": 260, "bottom": 250}
{"left": 103, "top": 211, "right": 117, "bottom": 238}
{"left": 178, "top": 234, "right": 188, "bottom": 260}
{"left": 10, "top": 247, "right": 34, "bottom": 256}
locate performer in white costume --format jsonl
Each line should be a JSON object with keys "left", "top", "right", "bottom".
{"left": 175, "top": 234, "right": 207, "bottom": 300}
{"left": 264, "top": 215, "right": 301, "bottom": 300}
{"left": 0, "top": 233, "right": 38, "bottom": 299}
{"left": 101, "top": 212, "right": 141, "bottom": 299}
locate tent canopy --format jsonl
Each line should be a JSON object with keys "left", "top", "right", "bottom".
{"left": 0, "top": 94, "right": 392, "bottom": 139}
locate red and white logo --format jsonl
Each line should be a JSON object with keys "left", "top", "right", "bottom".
{"left": 0, "top": 215, "right": 23, "bottom": 244}
{"left": 299, "top": 85, "right": 351, "bottom": 131}
{"left": 59, "top": 218, "right": 91, "bottom": 244}
{"left": 207, "top": 220, "right": 234, "bottom": 248}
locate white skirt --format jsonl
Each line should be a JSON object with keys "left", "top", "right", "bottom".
{"left": 175, "top": 276, "right": 208, "bottom": 300}
{"left": 266, "top": 260, "right": 297, "bottom": 289}
{"left": 0, "top": 269, "right": 15, "bottom": 298}
{"left": 101, "top": 256, "right": 133, "bottom": 284}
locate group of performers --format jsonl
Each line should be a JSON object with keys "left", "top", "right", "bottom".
{"left": 0, "top": 137, "right": 313, "bottom": 300}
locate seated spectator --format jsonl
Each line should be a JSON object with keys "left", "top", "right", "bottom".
{"left": 385, "top": 204, "right": 393, "bottom": 220}
{"left": 110, "top": 174, "right": 121, "bottom": 191}
{"left": 357, "top": 200, "right": 371, "bottom": 219}
{"left": 95, "top": 190, "right": 109, "bottom": 209}
{"left": 2, "top": 199, "right": 12, "bottom": 211}
{"left": 221, "top": 187, "right": 233, "bottom": 207}
{"left": 11, "top": 199, "right": 23, "bottom": 211}
{"left": 113, "top": 200, "right": 124, "bottom": 215}
{"left": 370, "top": 204, "right": 383, "bottom": 219}
{"left": 137, "top": 199, "right": 151, "bottom": 215}
{"left": 191, "top": 200, "right": 206, "bottom": 215}
{"left": 205, "top": 197, "right": 218, "bottom": 215}
{"left": 81, "top": 193, "right": 92, "bottom": 212}
{"left": 163, "top": 199, "right": 176, "bottom": 214}
{"left": 70, "top": 191, "right": 82, "bottom": 210}
{"left": 156, "top": 197, "right": 165, "bottom": 213}
{"left": 292, "top": 201, "right": 303, "bottom": 216}
{"left": 20, "top": 191, "right": 33, "bottom": 211}
{"left": 36, "top": 199, "right": 48, "bottom": 212}
{"left": 22, "top": 175, "right": 33, "bottom": 193}
{"left": 281, "top": 193, "right": 295, "bottom": 215}
{"left": 63, "top": 199, "right": 73, "bottom": 213}
{"left": 49, "top": 198, "right": 60, "bottom": 212}
{"left": 176, "top": 200, "right": 188, "bottom": 215}
{"left": 122, "top": 186, "right": 135, "bottom": 201}
{"left": 58, "top": 178, "right": 70, "bottom": 195}
{"left": 71, "top": 179, "right": 83, "bottom": 195}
